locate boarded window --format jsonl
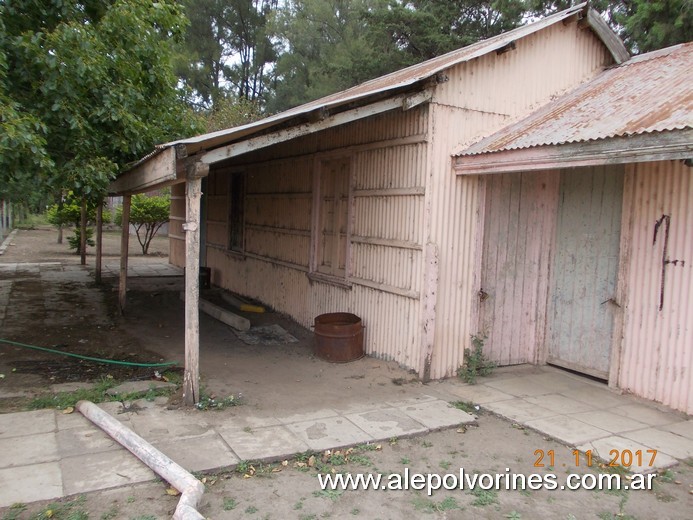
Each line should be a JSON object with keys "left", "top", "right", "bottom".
{"left": 315, "top": 157, "right": 351, "bottom": 278}
{"left": 228, "top": 172, "right": 244, "bottom": 252}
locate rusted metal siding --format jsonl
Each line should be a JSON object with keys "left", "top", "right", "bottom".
{"left": 479, "top": 171, "right": 559, "bottom": 366}
{"left": 459, "top": 43, "right": 692, "bottom": 156}
{"left": 437, "top": 19, "right": 612, "bottom": 142}
{"left": 425, "top": 21, "right": 613, "bottom": 378}
{"left": 203, "top": 107, "right": 429, "bottom": 369}
{"left": 619, "top": 160, "right": 693, "bottom": 414}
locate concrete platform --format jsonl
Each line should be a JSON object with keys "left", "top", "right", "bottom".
{"left": 442, "top": 366, "right": 692, "bottom": 471}
{"left": 0, "top": 396, "right": 475, "bottom": 508}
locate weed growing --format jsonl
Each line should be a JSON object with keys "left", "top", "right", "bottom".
{"left": 457, "top": 334, "right": 496, "bottom": 384}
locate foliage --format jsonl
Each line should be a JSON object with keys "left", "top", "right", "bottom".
{"left": 528, "top": 1, "right": 693, "bottom": 54}
{"left": 0, "top": 0, "right": 195, "bottom": 206}
{"left": 46, "top": 197, "right": 98, "bottom": 228}
{"left": 115, "top": 193, "right": 171, "bottom": 254}
{"left": 195, "top": 390, "right": 243, "bottom": 410}
{"left": 27, "top": 378, "right": 175, "bottom": 411}
{"left": 457, "top": 334, "right": 496, "bottom": 384}
{"left": 176, "top": 0, "right": 277, "bottom": 109}
{"left": 67, "top": 228, "right": 95, "bottom": 253}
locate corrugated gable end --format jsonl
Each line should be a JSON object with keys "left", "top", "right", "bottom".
{"left": 422, "top": 14, "right": 616, "bottom": 379}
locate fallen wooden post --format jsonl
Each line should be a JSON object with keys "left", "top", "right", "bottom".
{"left": 76, "top": 400, "right": 205, "bottom": 520}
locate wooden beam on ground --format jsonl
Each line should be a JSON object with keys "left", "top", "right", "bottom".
{"left": 109, "top": 147, "right": 178, "bottom": 195}
{"left": 182, "top": 161, "right": 209, "bottom": 407}
{"left": 95, "top": 202, "right": 103, "bottom": 284}
{"left": 198, "top": 298, "right": 251, "bottom": 330}
{"left": 118, "top": 194, "right": 131, "bottom": 314}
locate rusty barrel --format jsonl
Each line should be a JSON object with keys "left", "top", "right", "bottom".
{"left": 314, "top": 313, "right": 364, "bottom": 363}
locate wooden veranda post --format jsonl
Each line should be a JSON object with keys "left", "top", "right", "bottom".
{"left": 95, "top": 202, "right": 103, "bottom": 284}
{"left": 183, "top": 161, "right": 209, "bottom": 406}
{"left": 119, "top": 194, "right": 131, "bottom": 314}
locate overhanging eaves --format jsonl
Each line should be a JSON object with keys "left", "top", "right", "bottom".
{"left": 454, "top": 130, "right": 693, "bottom": 175}
{"left": 109, "top": 147, "right": 180, "bottom": 195}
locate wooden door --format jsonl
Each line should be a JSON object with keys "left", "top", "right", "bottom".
{"left": 547, "top": 166, "right": 624, "bottom": 378}
{"left": 479, "top": 171, "right": 558, "bottom": 365}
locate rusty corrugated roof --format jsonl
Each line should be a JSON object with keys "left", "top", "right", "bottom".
{"left": 456, "top": 42, "right": 693, "bottom": 157}
{"left": 164, "top": 3, "right": 608, "bottom": 155}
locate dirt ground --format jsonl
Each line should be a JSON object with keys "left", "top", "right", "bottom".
{"left": 1, "top": 228, "right": 692, "bottom": 519}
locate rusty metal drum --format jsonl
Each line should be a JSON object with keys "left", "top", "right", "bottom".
{"left": 314, "top": 313, "right": 364, "bottom": 362}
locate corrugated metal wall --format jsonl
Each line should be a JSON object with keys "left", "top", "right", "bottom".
{"left": 619, "top": 160, "right": 693, "bottom": 414}
{"left": 203, "top": 107, "right": 429, "bottom": 369}
{"left": 426, "top": 19, "right": 613, "bottom": 378}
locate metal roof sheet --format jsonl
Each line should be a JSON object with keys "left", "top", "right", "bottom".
{"left": 164, "top": 3, "right": 596, "bottom": 155}
{"left": 457, "top": 42, "right": 693, "bottom": 157}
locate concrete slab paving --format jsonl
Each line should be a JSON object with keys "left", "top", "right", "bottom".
{"left": 444, "top": 383, "right": 514, "bottom": 404}
{"left": 276, "top": 408, "right": 339, "bottom": 425}
{"left": 0, "top": 462, "right": 63, "bottom": 508}
{"left": 660, "top": 420, "right": 693, "bottom": 439}
{"left": 483, "top": 398, "right": 559, "bottom": 423}
{"left": 153, "top": 432, "right": 240, "bottom": 472}
{"left": 398, "top": 400, "right": 476, "bottom": 430}
{"left": 484, "top": 376, "right": 555, "bottom": 397}
{"left": 129, "top": 412, "right": 213, "bottom": 441}
{"left": 60, "top": 450, "right": 156, "bottom": 495}
{"left": 623, "top": 428, "right": 693, "bottom": 460}
{"left": 611, "top": 404, "right": 684, "bottom": 427}
{"left": 0, "top": 409, "right": 55, "bottom": 438}
{"left": 576, "top": 435, "right": 678, "bottom": 472}
{"left": 218, "top": 424, "right": 309, "bottom": 462}
{"left": 525, "top": 394, "right": 596, "bottom": 414}
{"left": 0, "top": 432, "right": 58, "bottom": 467}
{"left": 56, "top": 426, "right": 121, "bottom": 457}
{"left": 525, "top": 415, "right": 611, "bottom": 446}
{"left": 569, "top": 410, "right": 648, "bottom": 434}
{"left": 561, "top": 386, "right": 628, "bottom": 409}
{"left": 285, "top": 416, "right": 373, "bottom": 451}
{"left": 346, "top": 408, "right": 428, "bottom": 438}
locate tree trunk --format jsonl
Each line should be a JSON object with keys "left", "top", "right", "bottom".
{"left": 80, "top": 198, "right": 87, "bottom": 265}
{"left": 95, "top": 202, "right": 103, "bottom": 284}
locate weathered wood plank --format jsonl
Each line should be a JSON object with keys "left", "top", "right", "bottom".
{"left": 109, "top": 147, "right": 178, "bottom": 195}
{"left": 198, "top": 298, "right": 251, "bottom": 331}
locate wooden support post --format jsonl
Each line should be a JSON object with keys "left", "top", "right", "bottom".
{"left": 95, "top": 202, "right": 103, "bottom": 284}
{"left": 419, "top": 242, "right": 439, "bottom": 382}
{"left": 119, "top": 194, "right": 131, "bottom": 314}
{"left": 80, "top": 198, "right": 87, "bottom": 265}
{"left": 183, "top": 161, "right": 209, "bottom": 407}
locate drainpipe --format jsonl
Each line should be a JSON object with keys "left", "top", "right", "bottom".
{"left": 76, "top": 400, "right": 205, "bottom": 520}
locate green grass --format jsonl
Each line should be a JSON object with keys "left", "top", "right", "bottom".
{"left": 451, "top": 401, "right": 477, "bottom": 413}
{"left": 27, "top": 377, "right": 175, "bottom": 411}
{"left": 470, "top": 488, "right": 499, "bottom": 507}
{"left": 223, "top": 497, "right": 239, "bottom": 511}
{"left": 312, "top": 489, "right": 343, "bottom": 501}
{"left": 23, "top": 496, "right": 88, "bottom": 520}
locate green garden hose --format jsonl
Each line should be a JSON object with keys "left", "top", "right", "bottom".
{"left": 0, "top": 338, "right": 177, "bottom": 368}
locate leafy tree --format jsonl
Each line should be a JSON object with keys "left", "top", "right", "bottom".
{"left": 46, "top": 194, "right": 105, "bottom": 254}
{"left": 267, "top": 0, "right": 527, "bottom": 112}
{"left": 176, "top": 0, "right": 277, "bottom": 109}
{"left": 116, "top": 194, "right": 171, "bottom": 255}
{"left": 528, "top": 1, "right": 692, "bottom": 53}
{"left": 1, "top": 0, "right": 195, "bottom": 219}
